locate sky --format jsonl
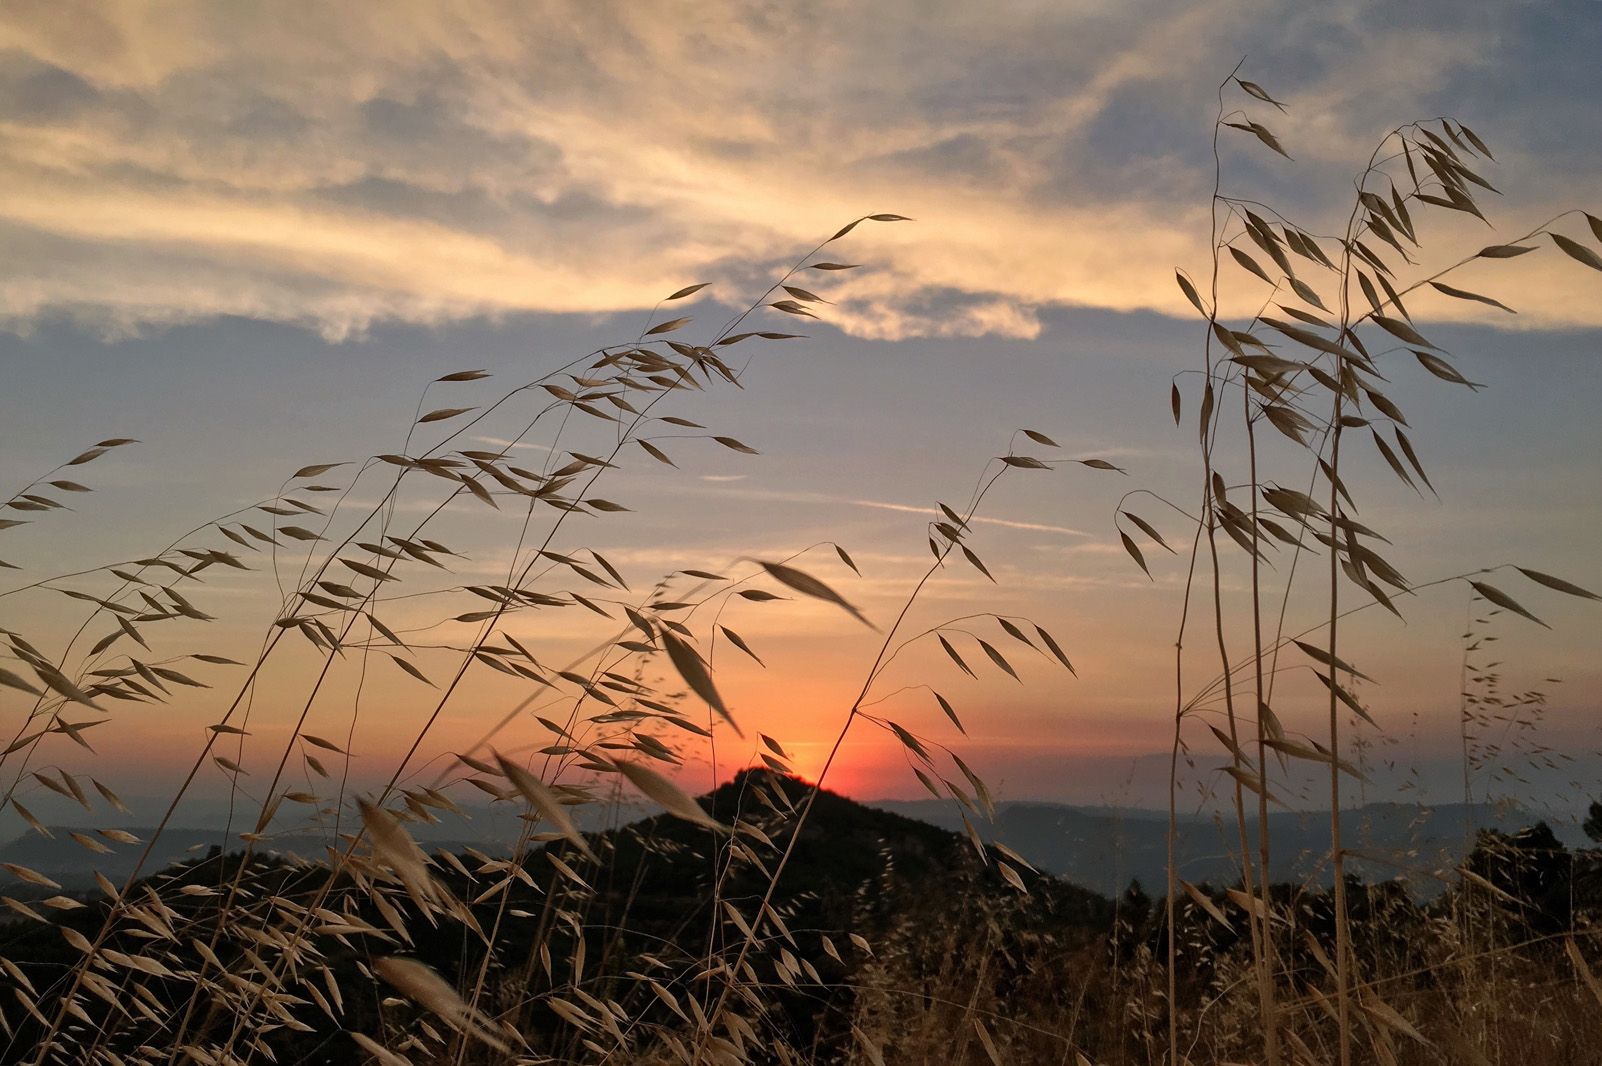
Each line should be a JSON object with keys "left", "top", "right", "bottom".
{"left": 1, "top": 1, "right": 1600, "bottom": 832}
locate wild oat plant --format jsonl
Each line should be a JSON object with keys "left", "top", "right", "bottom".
{"left": 2, "top": 72, "right": 1601, "bottom": 1066}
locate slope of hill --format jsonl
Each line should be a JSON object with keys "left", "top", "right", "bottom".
{"left": 0, "top": 770, "right": 1110, "bottom": 1062}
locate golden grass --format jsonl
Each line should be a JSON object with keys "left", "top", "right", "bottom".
{"left": 1, "top": 72, "right": 1601, "bottom": 1066}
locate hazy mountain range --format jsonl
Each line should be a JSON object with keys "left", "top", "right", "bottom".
{"left": 864, "top": 798, "right": 1588, "bottom": 896}
{"left": 3, "top": 789, "right": 1584, "bottom": 896}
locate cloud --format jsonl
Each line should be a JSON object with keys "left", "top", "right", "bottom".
{"left": 1, "top": 0, "right": 1599, "bottom": 342}
{"left": 472, "top": 436, "right": 551, "bottom": 453}
{"left": 686, "top": 483, "right": 1091, "bottom": 537}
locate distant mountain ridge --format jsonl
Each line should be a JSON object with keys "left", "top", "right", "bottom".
{"left": 866, "top": 798, "right": 1583, "bottom": 895}
{"left": 1, "top": 787, "right": 1579, "bottom": 895}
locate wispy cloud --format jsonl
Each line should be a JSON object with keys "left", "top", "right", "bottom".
{"left": 687, "top": 483, "right": 1091, "bottom": 537}
{"left": 472, "top": 435, "right": 552, "bottom": 453}
{"left": 1, "top": 1, "right": 1597, "bottom": 341}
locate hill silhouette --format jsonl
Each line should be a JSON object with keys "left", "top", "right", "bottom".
{"left": 4, "top": 776, "right": 1575, "bottom": 899}
{"left": 0, "top": 769, "right": 1111, "bottom": 1062}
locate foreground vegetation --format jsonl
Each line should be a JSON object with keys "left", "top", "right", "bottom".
{"left": 2, "top": 72, "right": 1602, "bottom": 1064}
{"left": 3, "top": 774, "right": 1601, "bottom": 1063}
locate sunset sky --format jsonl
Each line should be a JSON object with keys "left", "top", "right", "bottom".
{"left": 2, "top": 1, "right": 1599, "bottom": 832}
